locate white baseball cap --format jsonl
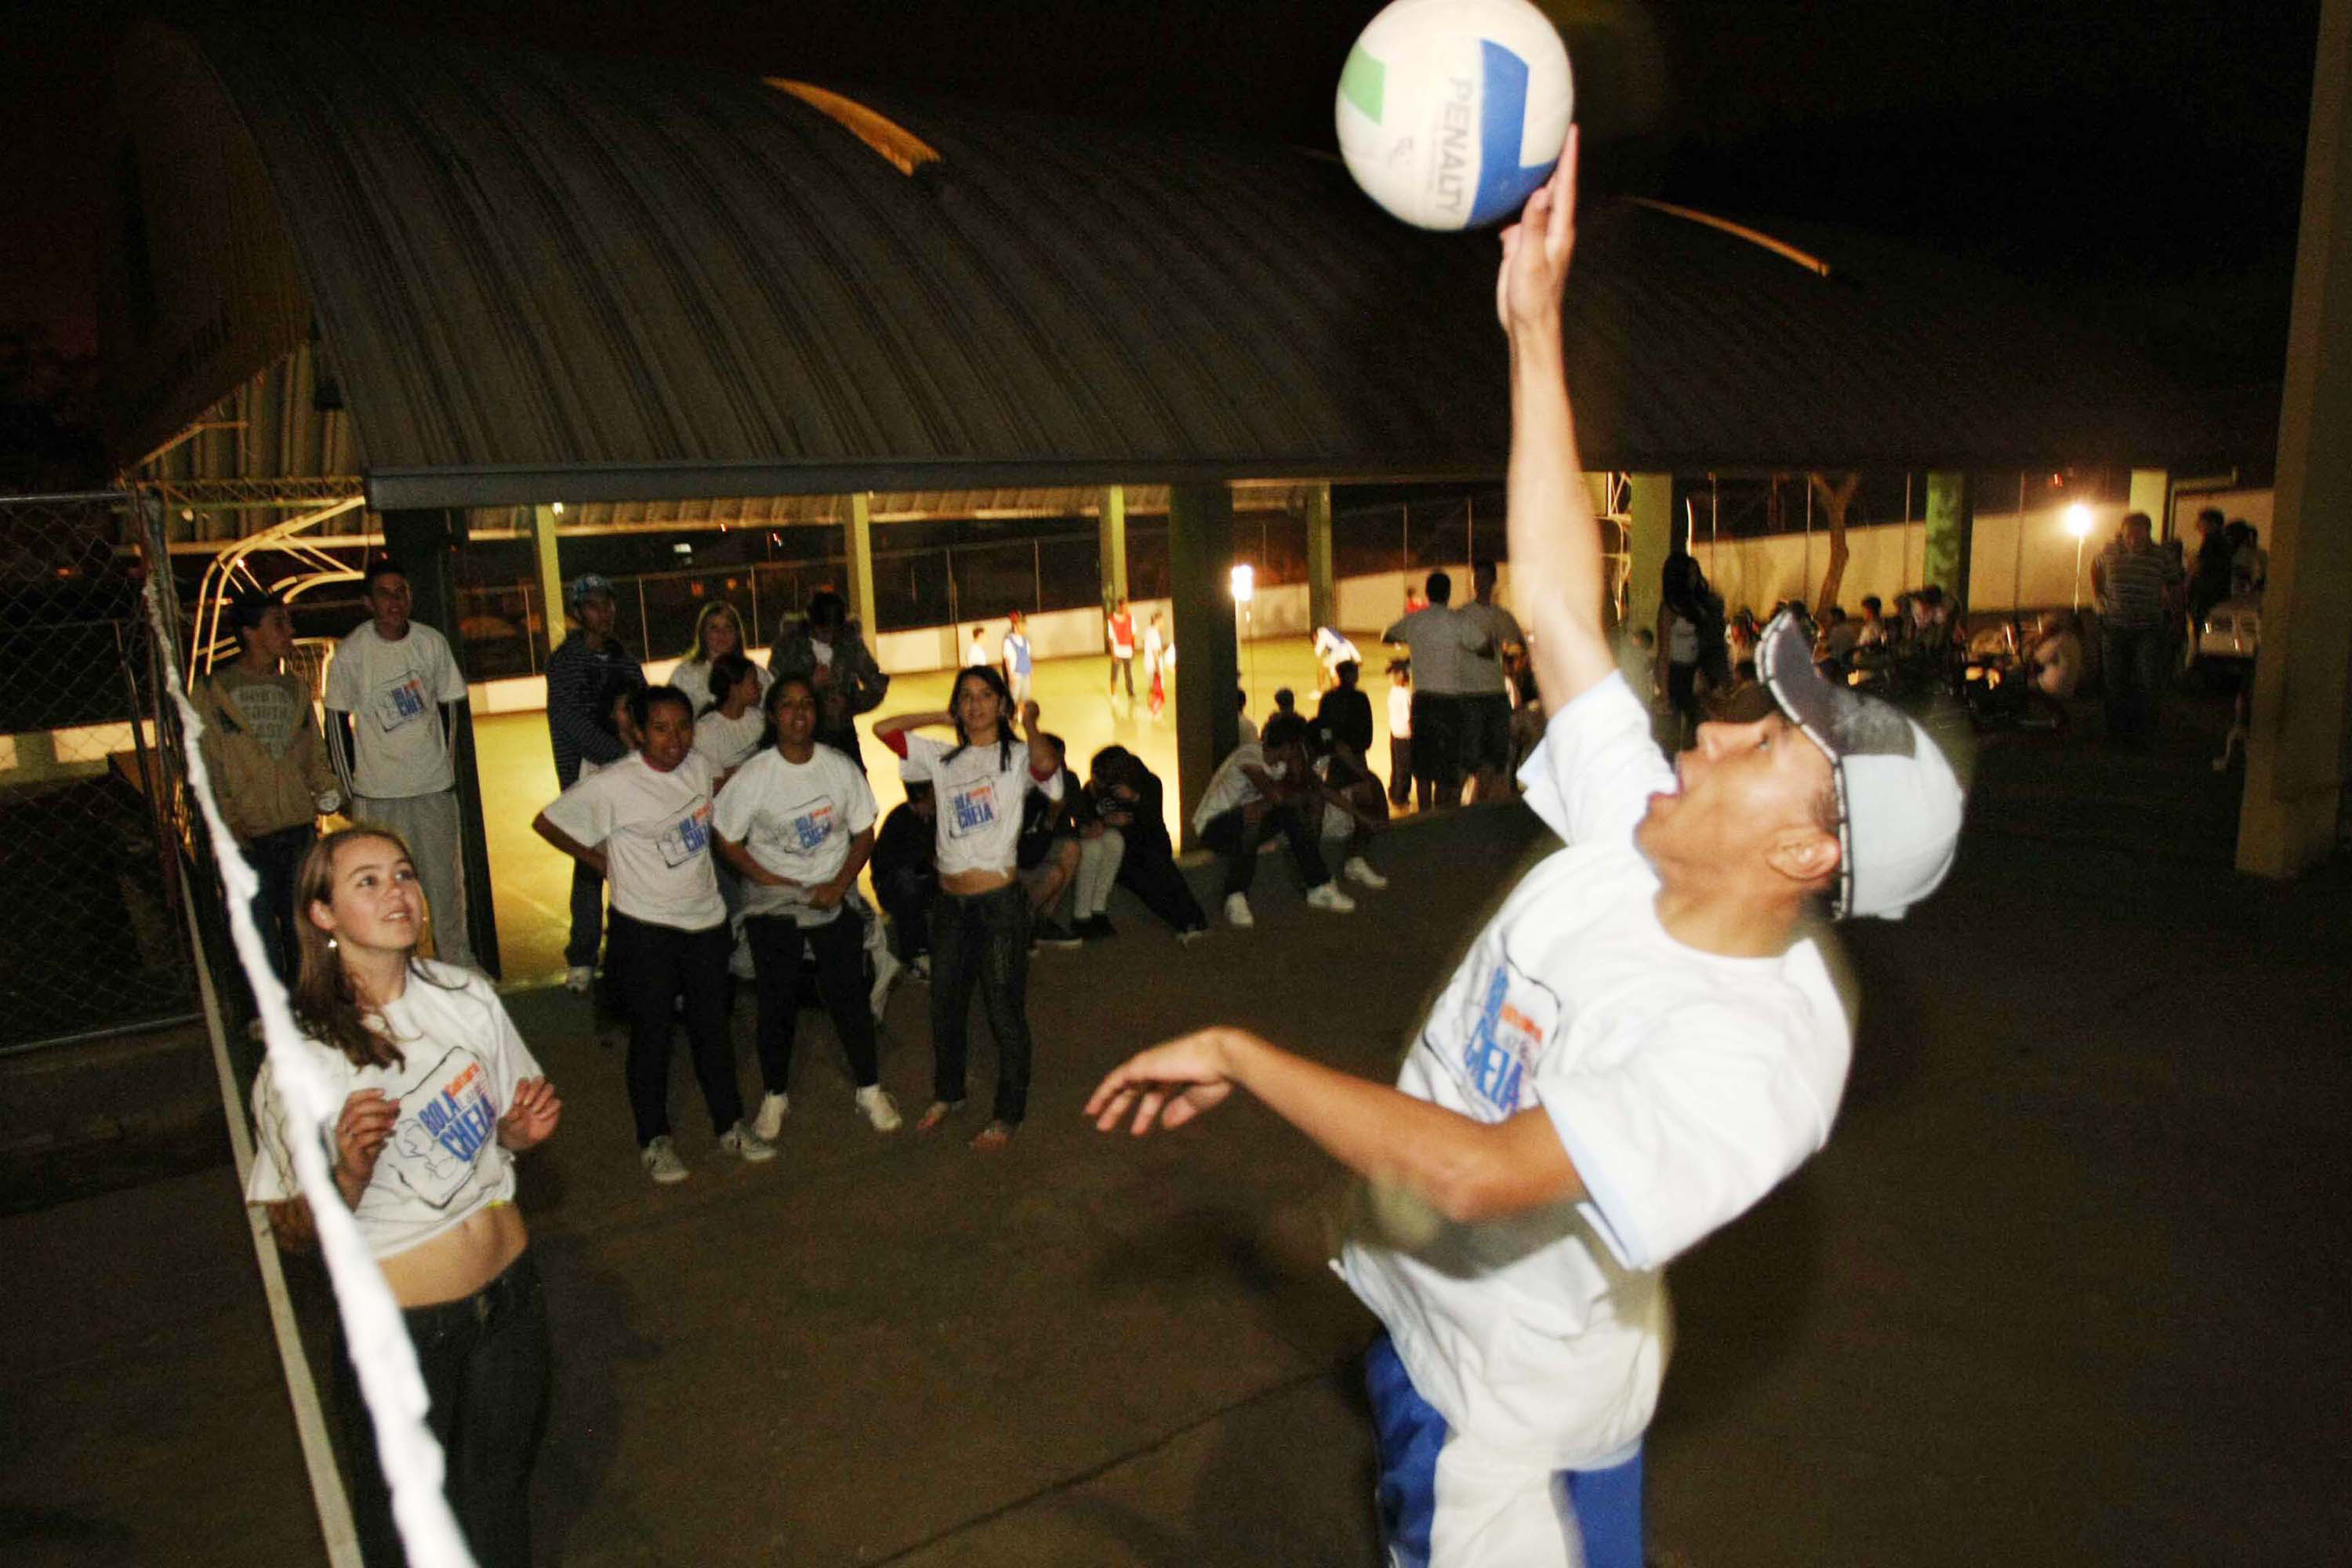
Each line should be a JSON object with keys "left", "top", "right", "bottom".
{"left": 1755, "top": 610, "right": 1965, "bottom": 920}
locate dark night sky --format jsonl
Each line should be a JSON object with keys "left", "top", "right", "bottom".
{"left": 1, "top": 0, "right": 2322, "bottom": 385}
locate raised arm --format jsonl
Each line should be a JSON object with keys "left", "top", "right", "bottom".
{"left": 1497, "top": 132, "right": 1613, "bottom": 712}
{"left": 872, "top": 709, "right": 953, "bottom": 744}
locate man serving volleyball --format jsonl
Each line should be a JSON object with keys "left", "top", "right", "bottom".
{"left": 1087, "top": 135, "right": 1965, "bottom": 1567}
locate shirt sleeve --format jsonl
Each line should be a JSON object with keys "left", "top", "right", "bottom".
{"left": 843, "top": 759, "right": 879, "bottom": 835}
{"left": 428, "top": 628, "right": 468, "bottom": 702}
{"left": 323, "top": 639, "right": 359, "bottom": 713}
{"left": 710, "top": 755, "right": 762, "bottom": 842}
{"left": 541, "top": 769, "right": 616, "bottom": 848}
{"left": 1538, "top": 1004, "right": 1832, "bottom": 1272}
{"left": 1515, "top": 673, "right": 1675, "bottom": 847}
{"left": 474, "top": 977, "right": 544, "bottom": 1105}
{"left": 244, "top": 1045, "right": 352, "bottom": 1206}
{"left": 1024, "top": 747, "right": 1066, "bottom": 802}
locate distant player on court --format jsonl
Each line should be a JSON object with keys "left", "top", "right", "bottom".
{"left": 1087, "top": 141, "right": 1965, "bottom": 1567}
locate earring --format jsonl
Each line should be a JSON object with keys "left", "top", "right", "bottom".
{"left": 326, "top": 935, "right": 338, "bottom": 950}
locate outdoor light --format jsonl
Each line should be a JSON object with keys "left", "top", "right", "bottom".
{"left": 2065, "top": 503, "right": 2096, "bottom": 609}
{"left": 551, "top": 500, "right": 564, "bottom": 515}
{"left": 1230, "top": 563, "right": 1255, "bottom": 604}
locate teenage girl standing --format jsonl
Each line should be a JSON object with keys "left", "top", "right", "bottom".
{"left": 873, "top": 667, "right": 1063, "bottom": 1150}
{"left": 247, "top": 827, "right": 560, "bottom": 1568}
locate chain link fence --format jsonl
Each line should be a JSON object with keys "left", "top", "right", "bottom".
{"left": 0, "top": 492, "right": 196, "bottom": 1051}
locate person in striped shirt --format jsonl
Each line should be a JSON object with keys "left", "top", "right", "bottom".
{"left": 2090, "top": 511, "right": 2182, "bottom": 742}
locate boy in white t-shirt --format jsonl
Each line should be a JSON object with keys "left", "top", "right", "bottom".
{"left": 534, "top": 684, "right": 777, "bottom": 1184}
{"left": 325, "top": 558, "right": 477, "bottom": 968}
{"left": 714, "top": 673, "right": 901, "bottom": 1139}
{"left": 1089, "top": 151, "right": 1965, "bottom": 1568}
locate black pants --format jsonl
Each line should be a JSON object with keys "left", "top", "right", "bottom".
{"left": 875, "top": 866, "right": 938, "bottom": 960}
{"left": 241, "top": 822, "right": 315, "bottom": 984}
{"left": 1388, "top": 736, "right": 1414, "bottom": 807}
{"left": 1109, "top": 654, "right": 1135, "bottom": 696}
{"left": 929, "top": 883, "right": 1034, "bottom": 1123}
{"left": 564, "top": 860, "right": 604, "bottom": 970}
{"left": 1200, "top": 804, "right": 1329, "bottom": 897}
{"left": 1408, "top": 691, "right": 1460, "bottom": 802}
{"left": 2101, "top": 623, "right": 2170, "bottom": 739}
{"left": 1665, "top": 661, "right": 1700, "bottom": 745}
{"left": 1115, "top": 843, "right": 1207, "bottom": 931}
{"left": 747, "top": 910, "right": 880, "bottom": 1091}
{"left": 612, "top": 910, "right": 742, "bottom": 1145}
{"left": 334, "top": 1249, "right": 550, "bottom": 1568}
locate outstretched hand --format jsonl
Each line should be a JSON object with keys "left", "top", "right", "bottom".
{"left": 1495, "top": 127, "right": 1579, "bottom": 335}
{"left": 1085, "top": 1028, "right": 1250, "bottom": 1135}
{"left": 498, "top": 1076, "right": 563, "bottom": 1152}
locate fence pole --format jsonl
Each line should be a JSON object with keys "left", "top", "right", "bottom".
{"left": 637, "top": 578, "right": 652, "bottom": 661}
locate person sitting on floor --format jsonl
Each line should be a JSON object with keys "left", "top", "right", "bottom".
{"left": 1087, "top": 746, "right": 1209, "bottom": 942}
{"left": 1191, "top": 714, "right": 1358, "bottom": 929}
{"left": 871, "top": 780, "right": 939, "bottom": 980}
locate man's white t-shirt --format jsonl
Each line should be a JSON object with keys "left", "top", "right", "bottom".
{"left": 1337, "top": 672, "right": 1851, "bottom": 1468}
{"left": 1190, "top": 740, "right": 1287, "bottom": 835}
{"left": 325, "top": 622, "right": 467, "bottom": 798}
{"left": 1386, "top": 604, "right": 1478, "bottom": 695}
{"left": 897, "top": 731, "right": 1062, "bottom": 879}
{"left": 712, "top": 744, "right": 877, "bottom": 925}
{"left": 693, "top": 706, "right": 767, "bottom": 774}
{"left": 540, "top": 752, "right": 726, "bottom": 931}
{"left": 245, "top": 962, "right": 541, "bottom": 1261}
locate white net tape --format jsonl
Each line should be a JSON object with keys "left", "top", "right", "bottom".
{"left": 147, "top": 579, "right": 477, "bottom": 1568}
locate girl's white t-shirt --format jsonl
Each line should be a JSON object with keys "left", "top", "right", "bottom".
{"left": 898, "top": 731, "right": 1062, "bottom": 878}
{"left": 672, "top": 657, "right": 768, "bottom": 718}
{"left": 244, "top": 962, "right": 542, "bottom": 1261}
{"left": 712, "top": 744, "right": 877, "bottom": 925}
{"left": 1337, "top": 673, "right": 1851, "bottom": 1469}
{"left": 693, "top": 706, "right": 766, "bottom": 774}
{"left": 1388, "top": 684, "right": 1414, "bottom": 739}
{"left": 324, "top": 622, "right": 468, "bottom": 798}
{"left": 540, "top": 752, "right": 726, "bottom": 930}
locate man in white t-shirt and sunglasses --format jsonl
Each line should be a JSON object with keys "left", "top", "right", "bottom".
{"left": 1088, "top": 140, "right": 1964, "bottom": 1568}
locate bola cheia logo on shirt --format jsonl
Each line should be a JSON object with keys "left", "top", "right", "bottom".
{"left": 1456, "top": 954, "right": 1559, "bottom": 1118}
{"left": 947, "top": 778, "right": 997, "bottom": 838}
{"left": 387, "top": 1047, "right": 499, "bottom": 1207}
{"left": 659, "top": 801, "right": 715, "bottom": 867}
{"left": 789, "top": 797, "right": 837, "bottom": 851}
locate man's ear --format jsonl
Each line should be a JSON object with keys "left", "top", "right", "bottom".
{"left": 1765, "top": 826, "right": 1841, "bottom": 890}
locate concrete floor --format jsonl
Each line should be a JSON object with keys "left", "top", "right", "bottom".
{"left": 5, "top": 694, "right": 2349, "bottom": 1566}
{"left": 478, "top": 641, "right": 1406, "bottom": 983}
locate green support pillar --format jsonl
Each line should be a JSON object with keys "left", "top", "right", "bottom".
{"left": 1923, "top": 471, "right": 1975, "bottom": 612}
{"left": 379, "top": 509, "right": 502, "bottom": 980}
{"left": 1099, "top": 485, "right": 1131, "bottom": 614}
{"left": 842, "top": 492, "right": 878, "bottom": 637}
{"left": 1305, "top": 482, "right": 1336, "bottom": 633}
{"left": 2129, "top": 469, "right": 2172, "bottom": 539}
{"left": 1625, "top": 474, "right": 1673, "bottom": 644}
{"left": 530, "top": 503, "right": 566, "bottom": 658}
{"left": 1168, "top": 484, "right": 1240, "bottom": 848}
{"left": 2241, "top": 0, "right": 2352, "bottom": 878}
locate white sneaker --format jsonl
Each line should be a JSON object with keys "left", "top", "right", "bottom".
{"left": 753, "top": 1091, "right": 789, "bottom": 1142}
{"left": 855, "top": 1084, "right": 903, "bottom": 1132}
{"left": 564, "top": 965, "right": 594, "bottom": 995}
{"left": 869, "top": 946, "right": 902, "bottom": 1019}
{"left": 1305, "top": 883, "right": 1357, "bottom": 913}
{"left": 641, "top": 1136, "right": 688, "bottom": 1184}
{"left": 716, "top": 1121, "right": 778, "bottom": 1163}
{"left": 1224, "top": 892, "right": 1254, "bottom": 928}
{"left": 728, "top": 933, "right": 757, "bottom": 981}
{"left": 1343, "top": 856, "right": 1388, "bottom": 890}
{"left": 906, "top": 954, "right": 931, "bottom": 983}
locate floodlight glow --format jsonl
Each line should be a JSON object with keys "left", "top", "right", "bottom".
{"left": 1230, "top": 564, "right": 1256, "bottom": 604}
{"left": 551, "top": 500, "right": 564, "bottom": 515}
{"left": 2063, "top": 503, "right": 2093, "bottom": 539}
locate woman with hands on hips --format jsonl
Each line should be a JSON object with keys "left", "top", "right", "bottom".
{"left": 246, "top": 827, "right": 561, "bottom": 1568}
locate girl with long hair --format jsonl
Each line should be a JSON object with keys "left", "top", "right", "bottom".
{"left": 713, "top": 674, "right": 902, "bottom": 1140}
{"left": 245, "top": 827, "right": 561, "bottom": 1568}
{"left": 534, "top": 685, "right": 775, "bottom": 1183}
{"left": 691, "top": 651, "right": 767, "bottom": 783}
{"left": 873, "top": 666, "right": 1063, "bottom": 1150}
{"left": 671, "top": 600, "right": 765, "bottom": 715}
